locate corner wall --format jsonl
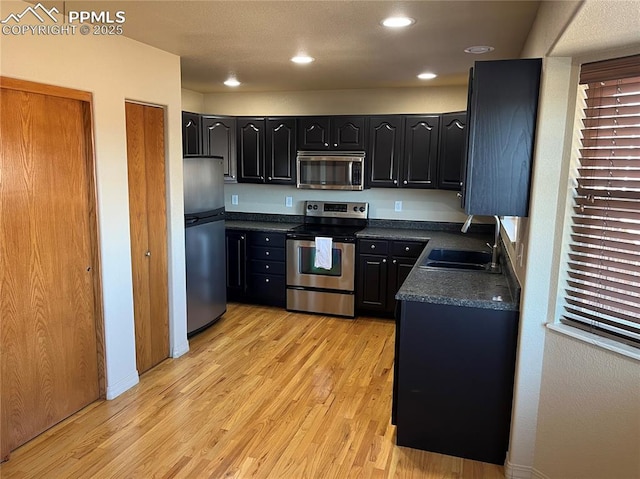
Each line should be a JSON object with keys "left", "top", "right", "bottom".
{"left": 1, "top": 1, "right": 188, "bottom": 399}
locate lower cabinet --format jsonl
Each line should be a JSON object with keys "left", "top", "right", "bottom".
{"left": 225, "top": 229, "right": 286, "bottom": 307}
{"left": 356, "top": 238, "right": 426, "bottom": 315}
{"left": 393, "top": 300, "right": 519, "bottom": 465}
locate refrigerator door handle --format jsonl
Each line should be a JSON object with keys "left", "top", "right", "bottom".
{"left": 186, "top": 217, "right": 199, "bottom": 225}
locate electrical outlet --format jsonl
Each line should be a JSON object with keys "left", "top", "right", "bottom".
{"left": 285, "top": 196, "right": 293, "bottom": 207}
{"left": 231, "top": 194, "right": 238, "bottom": 205}
{"left": 394, "top": 201, "right": 402, "bottom": 212}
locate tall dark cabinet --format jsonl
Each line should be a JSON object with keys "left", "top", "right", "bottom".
{"left": 403, "top": 115, "right": 440, "bottom": 188}
{"left": 367, "top": 116, "right": 404, "bottom": 187}
{"left": 462, "top": 59, "right": 542, "bottom": 216}
{"left": 438, "top": 112, "right": 467, "bottom": 190}
{"left": 298, "top": 116, "right": 366, "bottom": 150}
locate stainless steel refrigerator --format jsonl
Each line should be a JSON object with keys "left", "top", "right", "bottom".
{"left": 183, "top": 155, "right": 226, "bottom": 336}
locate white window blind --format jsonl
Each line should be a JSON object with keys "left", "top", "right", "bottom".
{"left": 562, "top": 55, "right": 640, "bottom": 347}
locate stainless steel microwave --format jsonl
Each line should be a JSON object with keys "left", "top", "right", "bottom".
{"left": 296, "top": 151, "right": 365, "bottom": 190}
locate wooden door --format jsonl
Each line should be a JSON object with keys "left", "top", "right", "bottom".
{"left": 0, "top": 81, "right": 101, "bottom": 459}
{"left": 367, "top": 116, "right": 403, "bottom": 187}
{"left": 438, "top": 112, "right": 467, "bottom": 190}
{"left": 237, "top": 118, "right": 265, "bottom": 183}
{"left": 265, "top": 117, "right": 296, "bottom": 184}
{"left": 181, "top": 111, "right": 201, "bottom": 156}
{"left": 403, "top": 115, "right": 440, "bottom": 188}
{"left": 331, "top": 116, "right": 366, "bottom": 150}
{"left": 125, "top": 102, "right": 169, "bottom": 374}
{"left": 297, "top": 117, "right": 330, "bottom": 150}
{"left": 202, "top": 115, "right": 237, "bottom": 182}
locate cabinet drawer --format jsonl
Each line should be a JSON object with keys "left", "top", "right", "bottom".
{"left": 391, "top": 241, "right": 426, "bottom": 258}
{"left": 250, "top": 232, "right": 285, "bottom": 248}
{"left": 249, "top": 246, "right": 285, "bottom": 262}
{"left": 359, "top": 239, "right": 389, "bottom": 254}
{"left": 248, "top": 273, "right": 286, "bottom": 306}
{"left": 250, "top": 259, "right": 285, "bottom": 276}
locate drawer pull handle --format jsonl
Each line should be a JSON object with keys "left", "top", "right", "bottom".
{"left": 266, "top": 237, "right": 270, "bottom": 242}
{"left": 266, "top": 251, "right": 270, "bottom": 256}
{"left": 265, "top": 265, "right": 270, "bottom": 269}
{"left": 265, "top": 278, "right": 270, "bottom": 283}
{"left": 371, "top": 244, "right": 375, "bottom": 249}
{"left": 382, "top": 259, "right": 387, "bottom": 263}
{"left": 405, "top": 246, "right": 410, "bottom": 251}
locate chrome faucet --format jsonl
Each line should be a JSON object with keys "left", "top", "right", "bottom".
{"left": 461, "top": 214, "right": 501, "bottom": 272}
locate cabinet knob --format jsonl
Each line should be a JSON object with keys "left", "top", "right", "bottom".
{"left": 457, "top": 192, "right": 463, "bottom": 198}
{"left": 393, "top": 180, "right": 398, "bottom": 185}
{"left": 268, "top": 176, "right": 272, "bottom": 181}
{"left": 145, "top": 251, "right": 151, "bottom": 257}
{"left": 265, "top": 278, "right": 270, "bottom": 283}
{"left": 265, "top": 265, "right": 270, "bottom": 269}
{"left": 334, "top": 143, "right": 338, "bottom": 147}
{"left": 265, "top": 237, "right": 270, "bottom": 242}
{"left": 403, "top": 180, "right": 408, "bottom": 185}
{"left": 241, "top": 236, "right": 245, "bottom": 240}
{"left": 260, "top": 176, "right": 264, "bottom": 180}
{"left": 370, "top": 244, "right": 375, "bottom": 249}
{"left": 405, "top": 246, "right": 410, "bottom": 251}
{"left": 265, "top": 251, "right": 270, "bottom": 256}
{"left": 382, "top": 259, "right": 387, "bottom": 263}
{"left": 393, "top": 259, "right": 397, "bottom": 264}
{"left": 324, "top": 143, "right": 329, "bottom": 147}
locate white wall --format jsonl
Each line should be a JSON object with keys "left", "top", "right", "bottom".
{"left": 191, "top": 85, "right": 471, "bottom": 222}
{"left": 1, "top": 1, "right": 188, "bottom": 399}
{"left": 506, "top": 1, "right": 640, "bottom": 478}
{"left": 182, "top": 88, "right": 205, "bottom": 113}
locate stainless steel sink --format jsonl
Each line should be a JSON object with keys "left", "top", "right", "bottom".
{"left": 419, "top": 248, "right": 495, "bottom": 272}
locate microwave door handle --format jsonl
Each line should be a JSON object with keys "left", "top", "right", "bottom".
{"left": 348, "top": 161, "right": 353, "bottom": 186}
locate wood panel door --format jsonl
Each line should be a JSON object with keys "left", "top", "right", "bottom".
{"left": 125, "top": 102, "right": 169, "bottom": 375}
{"left": 0, "top": 83, "right": 101, "bottom": 459}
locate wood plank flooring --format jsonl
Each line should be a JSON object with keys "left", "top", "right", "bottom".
{"left": 0, "top": 303, "right": 505, "bottom": 478}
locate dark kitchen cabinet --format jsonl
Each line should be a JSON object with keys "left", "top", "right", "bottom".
{"left": 202, "top": 115, "right": 237, "bottom": 183}
{"left": 226, "top": 229, "right": 286, "bottom": 307}
{"left": 437, "top": 112, "right": 467, "bottom": 190}
{"left": 462, "top": 58, "right": 542, "bottom": 216}
{"left": 237, "top": 117, "right": 295, "bottom": 185}
{"left": 367, "top": 115, "right": 440, "bottom": 189}
{"left": 402, "top": 115, "right": 440, "bottom": 188}
{"left": 393, "top": 300, "right": 519, "bottom": 465}
{"left": 367, "top": 116, "right": 404, "bottom": 187}
{"left": 298, "top": 116, "right": 366, "bottom": 150}
{"left": 265, "top": 118, "right": 296, "bottom": 184}
{"left": 357, "top": 239, "right": 426, "bottom": 315}
{"left": 182, "top": 111, "right": 201, "bottom": 156}
{"left": 226, "top": 230, "right": 247, "bottom": 301}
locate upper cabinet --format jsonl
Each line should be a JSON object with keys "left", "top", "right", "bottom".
{"left": 462, "top": 59, "right": 542, "bottom": 216}
{"left": 438, "top": 112, "right": 467, "bottom": 190}
{"left": 202, "top": 115, "right": 237, "bottom": 183}
{"left": 298, "top": 116, "right": 366, "bottom": 150}
{"left": 182, "top": 112, "right": 201, "bottom": 156}
{"left": 237, "top": 117, "right": 296, "bottom": 185}
{"left": 367, "top": 115, "right": 440, "bottom": 189}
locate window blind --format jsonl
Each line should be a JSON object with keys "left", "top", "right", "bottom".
{"left": 562, "top": 55, "right": 640, "bottom": 347}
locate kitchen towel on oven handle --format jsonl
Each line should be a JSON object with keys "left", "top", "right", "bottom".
{"left": 314, "top": 237, "right": 333, "bottom": 270}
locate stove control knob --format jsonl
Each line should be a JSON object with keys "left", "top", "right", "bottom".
{"left": 313, "top": 205, "right": 318, "bottom": 210}
{"left": 307, "top": 204, "right": 313, "bottom": 210}
{"left": 359, "top": 206, "right": 365, "bottom": 212}
{"left": 353, "top": 206, "right": 358, "bottom": 212}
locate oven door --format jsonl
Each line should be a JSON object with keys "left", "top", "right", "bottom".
{"left": 286, "top": 239, "right": 355, "bottom": 291}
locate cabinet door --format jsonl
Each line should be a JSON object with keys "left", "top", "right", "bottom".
{"left": 237, "top": 118, "right": 265, "bottom": 183}
{"left": 464, "top": 59, "right": 541, "bottom": 216}
{"left": 298, "top": 117, "right": 330, "bottom": 150}
{"left": 265, "top": 118, "right": 296, "bottom": 184}
{"left": 182, "top": 111, "right": 201, "bottom": 156}
{"left": 403, "top": 115, "right": 440, "bottom": 188}
{"left": 331, "top": 116, "right": 366, "bottom": 150}
{"left": 438, "top": 112, "right": 466, "bottom": 190}
{"left": 225, "top": 230, "right": 247, "bottom": 300}
{"left": 202, "top": 116, "right": 237, "bottom": 183}
{"left": 387, "top": 257, "right": 416, "bottom": 314}
{"left": 367, "top": 116, "right": 403, "bottom": 188}
{"left": 357, "top": 253, "right": 388, "bottom": 311}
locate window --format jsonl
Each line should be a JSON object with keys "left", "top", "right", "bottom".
{"left": 561, "top": 54, "right": 640, "bottom": 348}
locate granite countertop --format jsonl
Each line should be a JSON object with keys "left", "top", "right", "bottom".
{"left": 225, "top": 220, "right": 300, "bottom": 232}
{"left": 393, "top": 231, "right": 519, "bottom": 312}
{"left": 356, "top": 227, "right": 435, "bottom": 242}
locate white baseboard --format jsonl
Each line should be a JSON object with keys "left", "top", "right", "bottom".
{"left": 531, "top": 468, "right": 550, "bottom": 479}
{"left": 171, "top": 340, "right": 189, "bottom": 358}
{"left": 505, "top": 458, "right": 532, "bottom": 479}
{"left": 105, "top": 370, "right": 139, "bottom": 400}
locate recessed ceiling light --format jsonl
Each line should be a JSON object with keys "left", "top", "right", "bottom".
{"left": 464, "top": 45, "right": 495, "bottom": 54}
{"left": 224, "top": 77, "right": 240, "bottom": 87}
{"left": 291, "top": 55, "right": 315, "bottom": 64}
{"left": 381, "top": 16, "right": 415, "bottom": 28}
{"left": 417, "top": 72, "right": 437, "bottom": 80}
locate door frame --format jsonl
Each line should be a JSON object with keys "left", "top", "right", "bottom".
{"left": 0, "top": 76, "right": 107, "bottom": 398}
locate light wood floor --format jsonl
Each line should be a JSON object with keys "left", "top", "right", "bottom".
{"left": 0, "top": 303, "right": 504, "bottom": 478}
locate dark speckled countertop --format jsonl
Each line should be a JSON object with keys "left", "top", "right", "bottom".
{"left": 225, "top": 220, "right": 300, "bottom": 233}
{"left": 357, "top": 227, "right": 520, "bottom": 312}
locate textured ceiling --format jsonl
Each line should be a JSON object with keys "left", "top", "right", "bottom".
{"left": 52, "top": 1, "right": 541, "bottom": 92}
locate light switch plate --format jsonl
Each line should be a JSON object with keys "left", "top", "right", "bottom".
{"left": 285, "top": 196, "right": 293, "bottom": 207}
{"left": 395, "top": 201, "right": 402, "bottom": 212}
{"left": 231, "top": 194, "right": 238, "bottom": 205}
